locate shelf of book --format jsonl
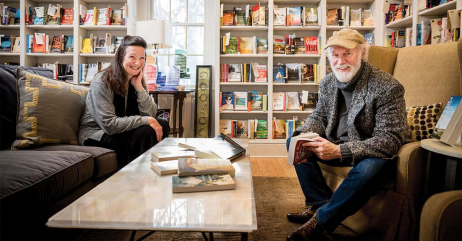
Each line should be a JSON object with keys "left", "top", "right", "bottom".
{"left": 419, "top": 1, "right": 457, "bottom": 16}
{"left": 27, "top": 53, "right": 74, "bottom": 57}
{"left": 326, "top": 26, "right": 375, "bottom": 31}
{"left": 385, "top": 16, "right": 413, "bottom": 28}
{"left": 80, "top": 54, "right": 115, "bottom": 57}
{"left": 0, "top": 53, "right": 20, "bottom": 56}
{"left": 80, "top": 25, "right": 127, "bottom": 30}
{"left": 273, "top": 110, "right": 314, "bottom": 114}
{"left": 273, "top": 83, "right": 319, "bottom": 85}
{"left": 220, "top": 54, "right": 269, "bottom": 58}
{"left": 220, "top": 26, "right": 268, "bottom": 31}
{"left": 26, "top": 25, "right": 73, "bottom": 29}
{"left": 220, "top": 82, "right": 268, "bottom": 85}
{"left": 273, "top": 54, "right": 321, "bottom": 58}
{"left": 221, "top": 0, "right": 269, "bottom": 3}
{"left": 83, "top": 0, "right": 127, "bottom": 3}
{"left": 220, "top": 111, "right": 268, "bottom": 114}
{"left": 274, "top": 0, "right": 320, "bottom": 4}
{"left": 249, "top": 139, "right": 286, "bottom": 144}
{"left": 31, "top": 0, "right": 73, "bottom": 2}
{"left": 0, "top": 25, "right": 20, "bottom": 29}
{"left": 273, "top": 26, "right": 321, "bottom": 31}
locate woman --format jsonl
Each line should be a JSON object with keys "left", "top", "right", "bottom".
{"left": 78, "top": 35, "right": 169, "bottom": 166}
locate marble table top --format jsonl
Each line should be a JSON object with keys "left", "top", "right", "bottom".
{"left": 47, "top": 138, "right": 257, "bottom": 232}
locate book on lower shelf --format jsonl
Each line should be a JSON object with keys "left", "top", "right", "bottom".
{"left": 432, "top": 96, "right": 462, "bottom": 146}
{"left": 151, "top": 160, "right": 178, "bottom": 175}
{"left": 288, "top": 132, "right": 319, "bottom": 165}
{"left": 172, "top": 174, "right": 236, "bottom": 193}
{"left": 178, "top": 158, "right": 235, "bottom": 177}
{"left": 151, "top": 150, "right": 195, "bottom": 162}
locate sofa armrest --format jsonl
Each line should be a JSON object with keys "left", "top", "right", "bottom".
{"left": 420, "top": 190, "right": 462, "bottom": 241}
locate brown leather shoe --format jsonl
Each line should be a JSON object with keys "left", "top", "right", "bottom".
{"left": 286, "top": 213, "right": 322, "bottom": 241}
{"left": 287, "top": 207, "right": 316, "bottom": 223}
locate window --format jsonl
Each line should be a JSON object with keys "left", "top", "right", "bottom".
{"left": 152, "top": 0, "right": 205, "bottom": 88}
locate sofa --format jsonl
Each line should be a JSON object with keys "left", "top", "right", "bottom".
{"left": 0, "top": 65, "right": 119, "bottom": 240}
{"left": 318, "top": 38, "right": 462, "bottom": 241}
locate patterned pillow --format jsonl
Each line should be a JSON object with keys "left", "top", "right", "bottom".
{"left": 12, "top": 67, "right": 89, "bottom": 149}
{"left": 407, "top": 103, "right": 443, "bottom": 142}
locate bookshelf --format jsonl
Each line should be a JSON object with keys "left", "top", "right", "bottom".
{"left": 214, "top": 0, "right": 383, "bottom": 148}
{"left": 2, "top": 0, "right": 136, "bottom": 84}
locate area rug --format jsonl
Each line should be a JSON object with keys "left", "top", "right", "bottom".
{"left": 66, "top": 177, "right": 358, "bottom": 241}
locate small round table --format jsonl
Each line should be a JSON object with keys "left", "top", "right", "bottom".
{"left": 421, "top": 138, "right": 462, "bottom": 198}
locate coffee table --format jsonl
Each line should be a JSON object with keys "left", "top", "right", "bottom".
{"left": 47, "top": 138, "right": 257, "bottom": 240}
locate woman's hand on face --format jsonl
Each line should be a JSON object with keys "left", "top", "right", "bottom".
{"left": 148, "top": 117, "right": 163, "bottom": 142}
{"left": 130, "top": 72, "right": 144, "bottom": 92}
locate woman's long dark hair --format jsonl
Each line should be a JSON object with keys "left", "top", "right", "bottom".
{"left": 103, "top": 35, "right": 148, "bottom": 96}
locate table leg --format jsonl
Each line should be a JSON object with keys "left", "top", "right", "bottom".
{"left": 424, "top": 151, "right": 432, "bottom": 199}
{"left": 178, "top": 93, "right": 186, "bottom": 137}
{"left": 201, "top": 232, "right": 209, "bottom": 241}
{"left": 152, "top": 94, "right": 159, "bottom": 107}
{"left": 210, "top": 232, "right": 214, "bottom": 241}
{"left": 445, "top": 158, "right": 458, "bottom": 191}
{"left": 129, "top": 231, "right": 156, "bottom": 241}
{"left": 173, "top": 95, "right": 178, "bottom": 137}
{"left": 241, "top": 232, "right": 248, "bottom": 241}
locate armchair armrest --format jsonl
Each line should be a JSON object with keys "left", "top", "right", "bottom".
{"left": 420, "top": 190, "right": 462, "bottom": 241}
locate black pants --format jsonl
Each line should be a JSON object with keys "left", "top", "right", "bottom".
{"left": 83, "top": 118, "right": 170, "bottom": 167}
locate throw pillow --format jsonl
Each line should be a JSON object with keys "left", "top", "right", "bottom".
{"left": 13, "top": 67, "right": 89, "bottom": 149}
{"left": 407, "top": 103, "right": 443, "bottom": 142}
{"left": 0, "top": 65, "right": 53, "bottom": 150}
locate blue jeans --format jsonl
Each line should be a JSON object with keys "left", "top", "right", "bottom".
{"left": 286, "top": 137, "right": 395, "bottom": 232}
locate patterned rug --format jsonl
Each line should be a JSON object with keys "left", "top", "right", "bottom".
{"left": 58, "top": 177, "right": 358, "bottom": 241}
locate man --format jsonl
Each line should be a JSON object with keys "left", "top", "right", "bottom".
{"left": 285, "top": 29, "right": 411, "bottom": 241}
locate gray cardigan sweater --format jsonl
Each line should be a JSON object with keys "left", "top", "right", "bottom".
{"left": 296, "top": 61, "right": 411, "bottom": 165}
{"left": 78, "top": 72, "right": 157, "bottom": 145}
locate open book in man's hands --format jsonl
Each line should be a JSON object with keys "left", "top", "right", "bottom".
{"left": 287, "top": 132, "right": 319, "bottom": 165}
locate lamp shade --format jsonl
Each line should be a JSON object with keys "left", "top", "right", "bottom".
{"left": 136, "top": 20, "right": 172, "bottom": 48}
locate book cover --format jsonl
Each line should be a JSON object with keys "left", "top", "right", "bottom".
{"left": 61, "top": 8, "right": 73, "bottom": 25}
{"left": 213, "top": 133, "right": 247, "bottom": 160}
{"left": 304, "top": 37, "right": 318, "bottom": 54}
{"left": 223, "top": 10, "right": 235, "bottom": 26}
{"left": 257, "top": 38, "right": 268, "bottom": 54}
{"left": 273, "top": 119, "right": 287, "bottom": 139}
{"left": 239, "top": 37, "right": 253, "bottom": 54}
{"left": 273, "top": 92, "right": 285, "bottom": 111}
{"left": 251, "top": 4, "right": 260, "bottom": 26}
{"left": 250, "top": 91, "right": 263, "bottom": 111}
{"left": 151, "top": 160, "right": 178, "bottom": 175}
{"left": 33, "top": 7, "right": 46, "bottom": 25}
{"left": 221, "top": 92, "right": 234, "bottom": 110}
{"left": 236, "top": 120, "right": 248, "bottom": 138}
{"left": 288, "top": 132, "right": 319, "bottom": 165}
{"left": 362, "top": 9, "right": 374, "bottom": 26}
{"left": 226, "top": 37, "right": 238, "bottom": 54}
{"left": 350, "top": 8, "right": 362, "bottom": 26}
{"left": 151, "top": 150, "right": 195, "bottom": 162}
{"left": 178, "top": 158, "right": 235, "bottom": 177}
{"left": 112, "top": 10, "right": 122, "bottom": 25}
{"left": 301, "top": 64, "right": 315, "bottom": 83}
{"left": 273, "top": 35, "right": 286, "bottom": 54}
{"left": 234, "top": 92, "right": 248, "bottom": 111}
{"left": 256, "top": 120, "right": 268, "bottom": 139}
{"left": 228, "top": 64, "right": 241, "bottom": 81}
{"left": 12, "top": 37, "right": 20, "bottom": 53}
{"left": 234, "top": 9, "right": 246, "bottom": 26}
{"left": 287, "top": 7, "right": 302, "bottom": 26}
{"left": 306, "top": 92, "right": 319, "bottom": 109}
{"left": 305, "top": 8, "right": 318, "bottom": 26}
{"left": 362, "top": 33, "right": 374, "bottom": 46}
{"left": 220, "top": 119, "right": 233, "bottom": 137}
{"left": 273, "top": 7, "right": 286, "bottom": 26}
{"left": 294, "top": 37, "right": 305, "bottom": 54}
{"left": 50, "top": 36, "right": 62, "bottom": 53}
{"left": 433, "top": 96, "right": 462, "bottom": 140}
{"left": 327, "top": 8, "right": 338, "bottom": 25}
{"left": 286, "top": 63, "right": 300, "bottom": 82}
{"left": 65, "top": 36, "right": 73, "bottom": 53}
{"left": 97, "top": 8, "right": 108, "bottom": 25}
{"left": 172, "top": 174, "right": 236, "bottom": 193}
{"left": 273, "top": 65, "right": 285, "bottom": 83}
{"left": 286, "top": 92, "right": 301, "bottom": 110}
{"left": 255, "top": 65, "right": 267, "bottom": 82}
{"left": 84, "top": 9, "right": 95, "bottom": 25}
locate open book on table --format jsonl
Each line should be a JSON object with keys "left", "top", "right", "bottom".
{"left": 287, "top": 132, "right": 319, "bottom": 165}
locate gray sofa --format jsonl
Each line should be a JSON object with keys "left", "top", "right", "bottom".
{"left": 0, "top": 65, "right": 119, "bottom": 240}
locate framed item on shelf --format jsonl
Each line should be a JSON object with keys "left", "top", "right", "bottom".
{"left": 195, "top": 65, "right": 212, "bottom": 138}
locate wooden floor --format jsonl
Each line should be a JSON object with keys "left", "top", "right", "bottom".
{"left": 250, "top": 157, "right": 297, "bottom": 177}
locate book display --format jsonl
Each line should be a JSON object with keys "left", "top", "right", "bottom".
{"left": 0, "top": 1, "right": 20, "bottom": 65}
{"left": 8, "top": 0, "right": 133, "bottom": 85}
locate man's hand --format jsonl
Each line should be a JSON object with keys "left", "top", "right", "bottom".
{"left": 147, "top": 117, "right": 163, "bottom": 142}
{"left": 130, "top": 72, "right": 144, "bottom": 92}
{"left": 303, "top": 137, "right": 341, "bottom": 161}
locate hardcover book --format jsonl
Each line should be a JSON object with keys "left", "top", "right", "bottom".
{"left": 236, "top": 120, "right": 248, "bottom": 138}
{"left": 223, "top": 10, "right": 235, "bottom": 26}
{"left": 250, "top": 91, "right": 263, "bottom": 111}
{"left": 304, "top": 37, "right": 318, "bottom": 54}
{"left": 172, "top": 174, "right": 236, "bottom": 193}
{"left": 257, "top": 38, "right": 268, "bottom": 54}
{"left": 433, "top": 96, "right": 462, "bottom": 146}
{"left": 287, "top": 7, "right": 302, "bottom": 26}
{"left": 219, "top": 119, "right": 233, "bottom": 137}
{"left": 234, "top": 92, "right": 248, "bottom": 111}
{"left": 239, "top": 37, "right": 253, "bottom": 54}
{"left": 50, "top": 36, "right": 62, "bottom": 53}
{"left": 151, "top": 160, "right": 178, "bottom": 175}
{"left": 273, "top": 35, "right": 285, "bottom": 54}
{"left": 273, "top": 65, "right": 285, "bottom": 83}
{"left": 211, "top": 133, "right": 247, "bottom": 161}
{"left": 221, "top": 92, "right": 234, "bottom": 110}
{"left": 301, "top": 64, "right": 315, "bottom": 83}
{"left": 178, "top": 158, "right": 235, "bottom": 177}
{"left": 305, "top": 8, "right": 318, "bottom": 26}
{"left": 228, "top": 64, "right": 241, "bottom": 81}
{"left": 234, "top": 9, "right": 246, "bottom": 26}
{"left": 273, "top": 92, "right": 285, "bottom": 111}
{"left": 286, "top": 63, "right": 300, "bottom": 82}
{"left": 273, "top": 7, "right": 286, "bottom": 26}
{"left": 256, "top": 120, "right": 268, "bottom": 139}
{"left": 287, "top": 132, "right": 319, "bottom": 165}
{"left": 273, "top": 119, "right": 287, "bottom": 139}
{"left": 226, "top": 37, "right": 238, "bottom": 54}
{"left": 151, "top": 150, "right": 195, "bottom": 162}
{"left": 61, "top": 8, "right": 73, "bottom": 25}
{"left": 286, "top": 92, "right": 301, "bottom": 110}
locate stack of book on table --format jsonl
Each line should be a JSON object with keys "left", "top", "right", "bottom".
{"left": 150, "top": 134, "right": 246, "bottom": 193}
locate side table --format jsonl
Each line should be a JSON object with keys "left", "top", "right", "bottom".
{"left": 149, "top": 90, "right": 194, "bottom": 137}
{"left": 421, "top": 138, "right": 462, "bottom": 199}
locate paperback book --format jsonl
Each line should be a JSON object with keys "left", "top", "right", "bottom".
{"left": 151, "top": 160, "right": 178, "bottom": 175}
{"left": 288, "top": 132, "right": 319, "bottom": 165}
{"left": 151, "top": 150, "right": 195, "bottom": 162}
{"left": 172, "top": 174, "right": 236, "bottom": 193}
{"left": 178, "top": 158, "right": 235, "bottom": 177}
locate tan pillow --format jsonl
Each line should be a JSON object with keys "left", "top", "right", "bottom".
{"left": 407, "top": 103, "right": 443, "bottom": 142}
{"left": 13, "top": 67, "right": 89, "bottom": 149}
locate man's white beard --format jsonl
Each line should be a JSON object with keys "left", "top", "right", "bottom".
{"left": 331, "top": 58, "right": 362, "bottom": 83}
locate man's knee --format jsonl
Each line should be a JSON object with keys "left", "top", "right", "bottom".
{"left": 350, "top": 158, "right": 393, "bottom": 180}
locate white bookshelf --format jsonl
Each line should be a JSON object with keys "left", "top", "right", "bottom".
{"left": 10, "top": 0, "right": 135, "bottom": 83}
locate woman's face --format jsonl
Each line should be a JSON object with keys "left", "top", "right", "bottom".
{"left": 122, "top": 46, "right": 145, "bottom": 79}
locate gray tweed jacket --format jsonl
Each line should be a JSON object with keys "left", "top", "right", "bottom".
{"left": 296, "top": 61, "right": 411, "bottom": 165}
